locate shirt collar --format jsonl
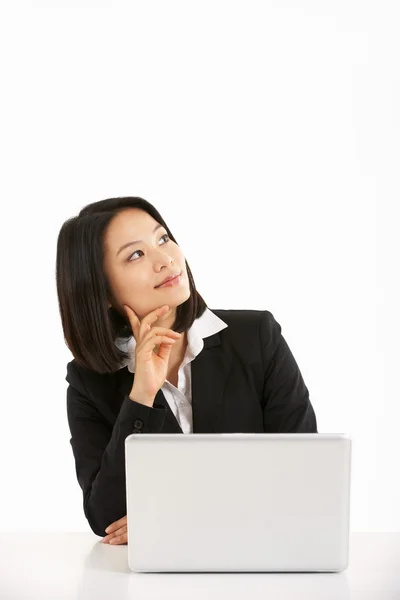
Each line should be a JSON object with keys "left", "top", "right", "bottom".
{"left": 115, "top": 307, "right": 228, "bottom": 373}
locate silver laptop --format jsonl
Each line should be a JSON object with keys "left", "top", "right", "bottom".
{"left": 124, "top": 433, "right": 352, "bottom": 573}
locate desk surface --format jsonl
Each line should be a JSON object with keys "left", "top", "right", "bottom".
{"left": 0, "top": 532, "right": 398, "bottom": 599}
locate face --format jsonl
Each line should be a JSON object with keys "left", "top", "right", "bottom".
{"left": 103, "top": 208, "right": 191, "bottom": 330}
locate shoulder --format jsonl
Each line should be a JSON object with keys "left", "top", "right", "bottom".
{"left": 211, "top": 308, "right": 275, "bottom": 327}
{"left": 65, "top": 358, "right": 119, "bottom": 402}
{"left": 210, "top": 307, "right": 281, "bottom": 352}
{"left": 211, "top": 307, "right": 279, "bottom": 333}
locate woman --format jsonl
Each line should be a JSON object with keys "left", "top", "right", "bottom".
{"left": 56, "top": 196, "right": 318, "bottom": 546}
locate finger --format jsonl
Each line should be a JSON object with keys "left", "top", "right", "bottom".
{"left": 140, "top": 332, "right": 179, "bottom": 346}
{"left": 109, "top": 532, "right": 128, "bottom": 545}
{"left": 112, "top": 523, "right": 127, "bottom": 536}
{"left": 103, "top": 524, "right": 127, "bottom": 543}
{"left": 157, "top": 340, "right": 175, "bottom": 361}
{"left": 136, "top": 326, "right": 179, "bottom": 351}
{"left": 142, "top": 326, "right": 181, "bottom": 340}
{"left": 140, "top": 305, "right": 170, "bottom": 336}
{"left": 104, "top": 526, "right": 126, "bottom": 541}
{"left": 138, "top": 334, "right": 178, "bottom": 355}
{"left": 125, "top": 305, "right": 170, "bottom": 343}
{"left": 123, "top": 305, "right": 140, "bottom": 340}
{"left": 105, "top": 515, "right": 127, "bottom": 534}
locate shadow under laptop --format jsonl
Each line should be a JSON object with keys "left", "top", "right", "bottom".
{"left": 77, "top": 540, "right": 350, "bottom": 600}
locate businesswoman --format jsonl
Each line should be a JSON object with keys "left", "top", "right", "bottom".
{"left": 56, "top": 196, "right": 318, "bottom": 546}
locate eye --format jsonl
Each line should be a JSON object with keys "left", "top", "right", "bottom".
{"left": 127, "top": 233, "right": 170, "bottom": 261}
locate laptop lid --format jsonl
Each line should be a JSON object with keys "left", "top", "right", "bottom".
{"left": 125, "top": 433, "right": 352, "bottom": 573}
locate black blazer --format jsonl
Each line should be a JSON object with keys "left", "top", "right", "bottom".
{"left": 66, "top": 308, "right": 318, "bottom": 537}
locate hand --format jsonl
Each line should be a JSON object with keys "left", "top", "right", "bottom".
{"left": 102, "top": 515, "right": 128, "bottom": 545}
{"left": 124, "top": 304, "right": 182, "bottom": 403}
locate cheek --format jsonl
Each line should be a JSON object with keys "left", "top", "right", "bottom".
{"left": 174, "top": 246, "right": 185, "bottom": 261}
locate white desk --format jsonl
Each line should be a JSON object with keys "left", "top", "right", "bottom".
{"left": 0, "top": 532, "right": 398, "bottom": 599}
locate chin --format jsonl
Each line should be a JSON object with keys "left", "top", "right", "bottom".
{"left": 176, "top": 286, "right": 191, "bottom": 305}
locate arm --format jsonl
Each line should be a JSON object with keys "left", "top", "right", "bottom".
{"left": 259, "top": 311, "right": 318, "bottom": 433}
{"left": 66, "top": 360, "right": 167, "bottom": 537}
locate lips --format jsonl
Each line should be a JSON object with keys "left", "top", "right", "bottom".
{"left": 155, "top": 271, "right": 181, "bottom": 288}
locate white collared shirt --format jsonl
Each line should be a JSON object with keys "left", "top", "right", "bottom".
{"left": 115, "top": 308, "right": 228, "bottom": 433}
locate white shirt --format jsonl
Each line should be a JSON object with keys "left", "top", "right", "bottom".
{"left": 114, "top": 307, "right": 228, "bottom": 433}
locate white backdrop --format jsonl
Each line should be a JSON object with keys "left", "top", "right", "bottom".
{"left": 0, "top": 0, "right": 398, "bottom": 532}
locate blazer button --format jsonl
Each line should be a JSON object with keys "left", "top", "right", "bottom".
{"left": 132, "top": 428, "right": 142, "bottom": 433}
{"left": 133, "top": 420, "right": 143, "bottom": 429}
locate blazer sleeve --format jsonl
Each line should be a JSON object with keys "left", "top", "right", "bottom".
{"left": 260, "top": 311, "right": 318, "bottom": 433}
{"left": 66, "top": 360, "right": 168, "bottom": 537}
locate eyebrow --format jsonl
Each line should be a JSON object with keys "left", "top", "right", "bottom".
{"left": 116, "top": 223, "right": 164, "bottom": 256}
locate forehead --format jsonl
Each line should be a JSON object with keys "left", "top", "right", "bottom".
{"left": 106, "top": 208, "right": 158, "bottom": 244}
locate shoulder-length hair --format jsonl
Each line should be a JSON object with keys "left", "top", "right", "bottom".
{"left": 56, "top": 196, "right": 207, "bottom": 374}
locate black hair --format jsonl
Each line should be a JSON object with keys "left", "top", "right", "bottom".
{"left": 56, "top": 196, "right": 207, "bottom": 374}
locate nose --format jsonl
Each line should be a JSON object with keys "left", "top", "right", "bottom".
{"left": 153, "top": 249, "right": 174, "bottom": 269}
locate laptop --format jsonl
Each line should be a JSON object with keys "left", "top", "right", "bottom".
{"left": 124, "top": 433, "right": 352, "bottom": 573}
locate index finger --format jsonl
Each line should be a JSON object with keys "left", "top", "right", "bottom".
{"left": 123, "top": 305, "right": 140, "bottom": 340}
{"left": 138, "top": 304, "right": 171, "bottom": 340}
{"left": 123, "top": 304, "right": 170, "bottom": 340}
{"left": 142, "top": 304, "right": 170, "bottom": 327}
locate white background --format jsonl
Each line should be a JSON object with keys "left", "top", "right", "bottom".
{"left": 0, "top": 0, "right": 398, "bottom": 532}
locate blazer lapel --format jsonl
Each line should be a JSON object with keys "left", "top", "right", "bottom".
{"left": 191, "top": 331, "right": 230, "bottom": 433}
{"left": 116, "top": 330, "right": 230, "bottom": 434}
